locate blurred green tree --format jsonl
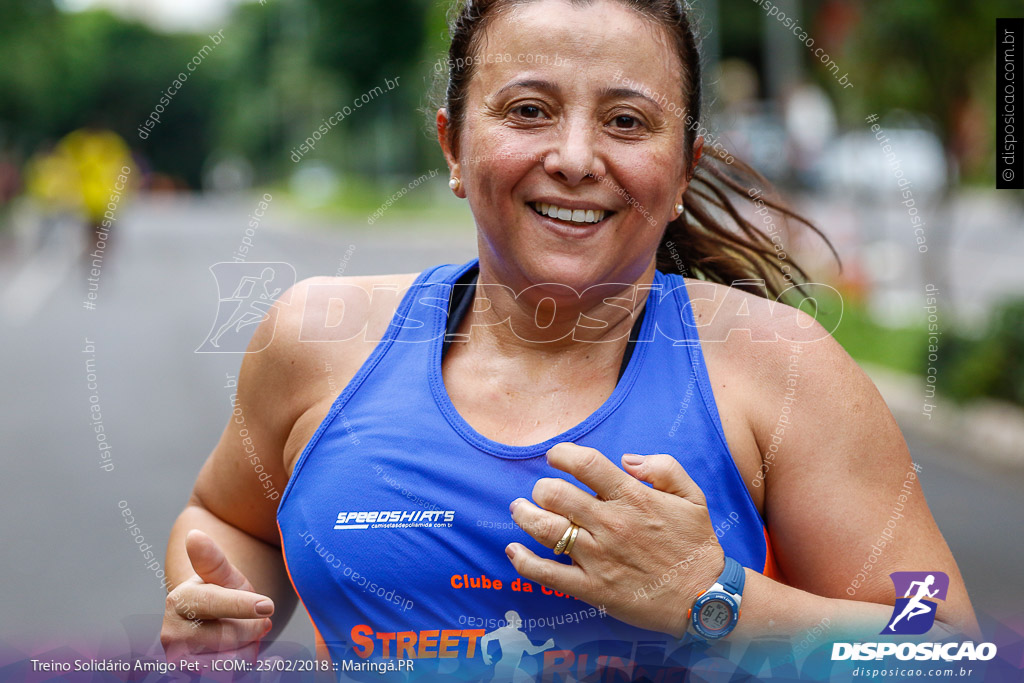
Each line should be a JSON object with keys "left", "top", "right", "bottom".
{"left": 842, "top": 0, "right": 1022, "bottom": 182}
{"left": 0, "top": 3, "right": 228, "bottom": 187}
{"left": 211, "top": 0, "right": 434, "bottom": 181}
{"left": 935, "top": 298, "right": 1024, "bottom": 407}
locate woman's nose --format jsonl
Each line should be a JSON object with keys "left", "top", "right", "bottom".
{"left": 542, "top": 119, "right": 604, "bottom": 185}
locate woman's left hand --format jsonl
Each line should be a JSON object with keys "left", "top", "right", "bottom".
{"left": 506, "top": 442, "right": 725, "bottom": 638}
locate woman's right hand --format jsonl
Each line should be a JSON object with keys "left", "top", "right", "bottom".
{"left": 161, "top": 529, "right": 275, "bottom": 666}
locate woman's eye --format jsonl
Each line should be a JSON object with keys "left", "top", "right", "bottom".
{"left": 612, "top": 114, "right": 641, "bottom": 129}
{"left": 513, "top": 104, "right": 544, "bottom": 119}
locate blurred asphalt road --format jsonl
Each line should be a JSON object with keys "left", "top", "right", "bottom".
{"left": 0, "top": 196, "right": 1021, "bottom": 658}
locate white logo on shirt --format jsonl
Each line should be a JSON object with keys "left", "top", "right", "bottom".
{"left": 334, "top": 510, "right": 455, "bottom": 530}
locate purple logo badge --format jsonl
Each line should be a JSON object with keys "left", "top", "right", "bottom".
{"left": 882, "top": 571, "right": 949, "bottom": 635}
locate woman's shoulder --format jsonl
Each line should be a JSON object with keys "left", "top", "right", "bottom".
{"left": 683, "top": 278, "right": 880, "bottom": 432}
{"left": 236, "top": 271, "right": 422, "bottom": 427}
{"left": 676, "top": 277, "right": 865, "bottom": 399}
{"left": 279, "top": 271, "right": 423, "bottom": 338}
{"left": 672, "top": 277, "right": 836, "bottom": 348}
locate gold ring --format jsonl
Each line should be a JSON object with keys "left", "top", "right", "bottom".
{"left": 553, "top": 522, "right": 580, "bottom": 555}
{"left": 563, "top": 524, "right": 580, "bottom": 556}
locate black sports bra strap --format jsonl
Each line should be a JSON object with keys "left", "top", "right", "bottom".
{"left": 443, "top": 267, "right": 647, "bottom": 382}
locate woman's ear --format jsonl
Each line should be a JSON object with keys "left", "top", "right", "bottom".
{"left": 690, "top": 135, "right": 704, "bottom": 176}
{"left": 436, "top": 108, "right": 463, "bottom": 196}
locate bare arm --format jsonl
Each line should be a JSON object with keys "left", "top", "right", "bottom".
{"left": 162, "top": 274, "right": 414, "bottom": 661}
{"left": 729, "top": 298, "right": 979, "bottom": 640}
{"left": 162, "top": 278, "right": 341, "bottom": 658}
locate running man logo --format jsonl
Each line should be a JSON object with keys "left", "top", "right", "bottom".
{"left": 882, "top": 571, "right": 949, "bottom": 635}
{"left": 481, "top": 610, "right": 554, "bottom": 683}
{"left": 196, "top": 262, "right": 295, "bottom": 353}
{"left": 349, "top": 611, "right": 554, "bottom": 682}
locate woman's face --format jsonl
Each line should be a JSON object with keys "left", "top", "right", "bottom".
{"left": 440, "top": 0, "right": 695, "bottom": 297}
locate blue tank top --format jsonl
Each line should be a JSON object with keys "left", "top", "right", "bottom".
{"left": 277, "top": 259, "right": 777, "bottom": 681}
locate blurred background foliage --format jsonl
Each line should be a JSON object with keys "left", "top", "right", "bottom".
{"left": 0, "top": 0, "right": 1021, "bottom": 408}
{"left": 2, "top": 0, "right": 1020, "bottom": 186}
{"left": 0, "top": 0, "right": 438, "bottom": 188}
{"left": 935, "top": 299, "right": 1024, "bottom": 406}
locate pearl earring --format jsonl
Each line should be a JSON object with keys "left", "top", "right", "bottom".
{"left": 675, "top": 202, "right": 684, "bottom": 214}
{"left": 449, "top": 177, "right": 461, "bottom": 192}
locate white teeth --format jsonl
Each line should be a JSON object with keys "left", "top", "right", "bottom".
{"left": 531, "top": 202, "right": 608, "bottom": 224}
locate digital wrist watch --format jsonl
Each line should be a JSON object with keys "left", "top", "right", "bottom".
{"left": 687, "top": 555, "right": 745, "bottom": 640}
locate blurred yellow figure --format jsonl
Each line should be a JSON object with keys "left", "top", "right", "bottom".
{"left": 25, "top": 128, "right": 134, "bottom": 256}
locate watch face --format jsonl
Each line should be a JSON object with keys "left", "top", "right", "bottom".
{"left": 698, "top": 599, "right": 733, "bottom": 632}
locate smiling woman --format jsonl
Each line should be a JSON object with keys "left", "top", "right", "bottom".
{"left": 161, "top": 1, "right": 979, "bottom": 680}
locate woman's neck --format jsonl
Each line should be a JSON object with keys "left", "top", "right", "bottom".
{"left": 462, "top": 261, "right": 657, "bottom": 357}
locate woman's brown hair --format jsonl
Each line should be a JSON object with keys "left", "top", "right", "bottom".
{"left": 435, "top": 0, "right": 838, "bottom": 300}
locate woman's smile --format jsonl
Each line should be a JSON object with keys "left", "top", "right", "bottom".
{"left": 528, "top": 201, "right": 610, "bottom": 226}
{"left": 526, "top": 198, "right": 616, "bottom": 238}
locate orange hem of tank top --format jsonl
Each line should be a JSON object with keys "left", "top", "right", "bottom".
{"left": 762, "top": 527, "right": 786, "bottom": 583}
{"left": 277, "top": 522, "right": 331, "bottom": 661}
